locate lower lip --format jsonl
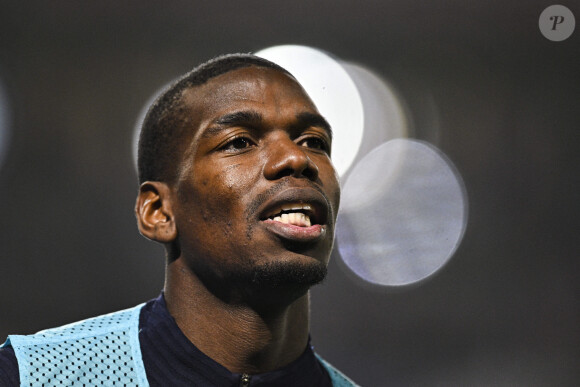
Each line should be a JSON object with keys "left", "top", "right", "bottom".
{"left": 261, "top": 219, "right": 325, "bottom": 242}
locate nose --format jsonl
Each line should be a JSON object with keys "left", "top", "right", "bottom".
{"left": 263, "top": 135, "right": 319, "bottom": 181}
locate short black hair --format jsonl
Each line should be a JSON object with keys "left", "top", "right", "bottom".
{"left": 137, "top": 53, "right": 292, "bottom": 184}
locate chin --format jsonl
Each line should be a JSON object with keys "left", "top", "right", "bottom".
{"left": 189, "top": 249, "right": 329, "bottom": 307}
{"left": 218, "top": 256, "right": 328, "bottom": 308}
{"left": 249, "top": 258, "right": 328, "bottom": 288}
{"left": 242, "top": 258, "right": 327, "bottom": 308}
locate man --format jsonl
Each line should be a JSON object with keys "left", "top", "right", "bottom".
{"left": 0, "top": 54, "right": 356, "bottom": 386}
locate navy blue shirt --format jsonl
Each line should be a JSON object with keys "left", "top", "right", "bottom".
{"left": 0, "top": 294, "right": 332, "bottom": 386}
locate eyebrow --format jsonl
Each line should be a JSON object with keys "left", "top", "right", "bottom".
{"left": 201, "top": 110, "right": 333, "bottom": 139}
{"left": 216, "top": 110, "right": 264, "bottom": 126}
{"left": 201, "top": 110, "right": 263, "bottom": 139}
{"left": 293, "top": 112, "right": 333, "bottom": 140}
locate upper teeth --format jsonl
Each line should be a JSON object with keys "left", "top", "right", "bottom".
{"left": 280, "top": 203, "right": 312, "bottom": 213}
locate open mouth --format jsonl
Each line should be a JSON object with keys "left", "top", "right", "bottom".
{"left": 263, "top": 203, "right": 315, "bottom": 227}
{"left": 257, "top": 187, "right": 330, "bottom": 242}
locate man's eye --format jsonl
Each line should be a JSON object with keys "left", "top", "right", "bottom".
{"left": 300, "top": 137, "right": 329, "bottom": 152}
{"left": 222, "top": 137, "right": 254, "bottom": 152}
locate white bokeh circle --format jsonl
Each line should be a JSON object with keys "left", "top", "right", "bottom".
{"left": 336, "top": 139, "right": 468, "bottom": 287}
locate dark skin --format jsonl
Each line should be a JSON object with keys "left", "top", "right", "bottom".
{"left": 135, "top": 66, "right": 341, "bottom": 374}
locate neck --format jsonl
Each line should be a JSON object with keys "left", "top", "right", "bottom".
{"left": 164, "top": 258, "right": 311, "bottom": 374}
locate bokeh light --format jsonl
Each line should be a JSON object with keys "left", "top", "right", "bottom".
{"left": 339, "top": 62, "right": 409, "bottom": 179}
{"left": 337, "top": 139, "right": 468, "bottom": 286}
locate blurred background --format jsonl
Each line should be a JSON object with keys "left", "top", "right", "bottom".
{"left": 0, "top": 1, "right": 578, "bottom": 385}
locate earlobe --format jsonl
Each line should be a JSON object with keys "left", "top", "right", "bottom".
{"left": 135, "top": 181, "right": 177, "bottom": 243}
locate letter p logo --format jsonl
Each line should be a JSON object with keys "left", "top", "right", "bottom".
{"left": 539, "top": 5, "right": 575, "bottom": 41}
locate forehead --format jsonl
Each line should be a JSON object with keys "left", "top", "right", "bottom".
{"left": 181, "top": 66, "right": 318, "bottom": 121}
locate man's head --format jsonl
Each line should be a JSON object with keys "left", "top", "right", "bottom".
{"left": 136, "top": 54, "right": 340, "bottom": 306}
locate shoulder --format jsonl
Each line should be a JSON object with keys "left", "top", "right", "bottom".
{"left": 7, "top": 303, "right": 144, "bottom": 351}
{"left": 2, "top": 303, "right": 146, "bottom": 386}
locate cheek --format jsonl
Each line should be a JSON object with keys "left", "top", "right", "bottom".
{"left": 176, "top": 178, "right": 236, "bottom": 258}
{"left": 188, "top": 163, "right": 255, "bottom": 226}
{"left": 222, "top": 163, "right": 247, "bottom": 192}
{"left": 209, "top": 164, "right": 253, "bottom": 216}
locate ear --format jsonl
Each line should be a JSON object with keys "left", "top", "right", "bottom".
{"left": 135, "top": 181, "right": 177, "bottom": 243}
